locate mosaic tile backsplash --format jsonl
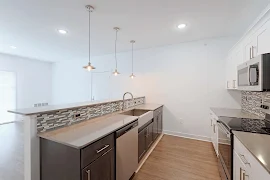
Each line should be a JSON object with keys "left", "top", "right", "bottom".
{"left": 241, "top": 91, "right": 268, "bottom": 118}
{"left": 37, "top": 97, "right": 145, "bottom": 133}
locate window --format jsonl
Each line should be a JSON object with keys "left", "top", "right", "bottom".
{"left": 0, "top": 71, "right": 16, "bottom": 124}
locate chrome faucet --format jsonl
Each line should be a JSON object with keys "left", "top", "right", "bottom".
{"left": 122, "top": 92, "right": 134, "bottom": 110}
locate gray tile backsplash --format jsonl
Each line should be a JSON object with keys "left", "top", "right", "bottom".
{"left": 37, "top": 97, "right": 145, "bottom": 133}
{"left": 241, "top": 91, "right": 265, "bottom": 118}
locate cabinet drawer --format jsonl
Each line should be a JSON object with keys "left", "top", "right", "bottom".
{"left": 154, "top": 106, "right": 163, "bottom": 117}
{"left": 234, "top": 136, "right": 252, "bottom": 169}
{"left": 81, "top": 133, "right": 114, "bottom": 168}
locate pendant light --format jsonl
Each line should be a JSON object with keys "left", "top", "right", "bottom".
{"left": 83, "top": 5, "right": 96, "bottom": 71}
{"left": 130, "top": 40, "right": 136, "bottom": 79}
{"left": 113, "top": 27, "right": 120, "bottom": 76}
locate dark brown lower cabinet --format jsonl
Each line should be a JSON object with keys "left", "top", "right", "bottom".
{"left": 40, "top": 133, "right": 115, "bottom": 180}
{"left": 82, "top": 148, "right": 115, "bottom": 180}
{"left": 146, "top": 123, "right": 153, "bottom": 149}
{"left": 138, "top": 128, "right": 146, "bottom": 162}
{"left": 138, "top": 122, "right": 154, "bottom": 162}
{"left": 157, "top": 113, "right": 163, "bottom": 135}
{"left": 138, "top": 107, "right": 163, "bottom": 163}
{"left": 153, "top": 116, "right": 158, "bottom": 140}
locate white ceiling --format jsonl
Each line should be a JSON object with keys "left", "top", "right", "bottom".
{"left": 0, "top": 0, "right": 269, "bottom": 62}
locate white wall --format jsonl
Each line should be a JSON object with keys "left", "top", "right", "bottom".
{"left": 52, "top": 37, "right": 241, "bottom": 139}
{"left": 0, "top": 53, "right": 52, "bottom": 110}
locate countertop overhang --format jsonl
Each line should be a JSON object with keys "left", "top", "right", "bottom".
{"left": 8, "top": 97, "right": 145, "bottom": 116}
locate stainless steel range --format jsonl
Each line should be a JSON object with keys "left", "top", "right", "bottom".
{"left": 217, "top": 115, "right": 270, "bottom": 180}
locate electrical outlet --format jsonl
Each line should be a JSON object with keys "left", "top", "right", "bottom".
{"left": 42, "top": 103, "right": 48, "bottom": 106}
{"left": 74, "top": 113, "right": 81, "bottom": 119}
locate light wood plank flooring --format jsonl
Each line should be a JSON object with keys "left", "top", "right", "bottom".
{"left": 134, "top": 135, "right": 221, "bottom": 180}
{"left": 0, "top": 122, "right": 24, "bottom": 180}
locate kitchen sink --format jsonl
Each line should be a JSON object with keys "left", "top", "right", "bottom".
{"left": 121, "top": 109, "right": 149, "bottom": 116}
{"left": 120, "top": 109, "right": 154, "bottom": 129}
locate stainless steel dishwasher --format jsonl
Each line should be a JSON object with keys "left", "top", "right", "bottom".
{"left": 116, "top": 120, "right": 139, "bottom": 180}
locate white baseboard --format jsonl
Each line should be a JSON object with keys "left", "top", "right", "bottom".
{"left": 164, "top": 130, "right": 211, "bottom": 142}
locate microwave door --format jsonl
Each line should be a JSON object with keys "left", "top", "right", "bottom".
{"left": 238, "top": 67, "right": 249, "bottom": 87}
{"left": 249, "top": 65, "right": 259, "bottom": 86}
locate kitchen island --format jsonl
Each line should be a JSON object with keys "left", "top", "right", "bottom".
{"left": 8, "top": 96, "right": 163, "bottom": 180}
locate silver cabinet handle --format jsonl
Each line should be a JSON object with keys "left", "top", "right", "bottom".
{"left": 87, "top": 170, "right": 91, "bottom": 180}
{"left": 227, "top": 81, "right": 229, "bottom": 88}
{"left": 242, "top": 168, "right": 249, "bottom": 180}
{"left": 239, "top": 154, "right": 250, "bottom": 165}
{"left": 240, "top": 168, "right": 243, "bottom": 180}
{"left": 251, "top": 46, "right": 253, "bottom": 59}
{"left": 233, "top": 80, "right": 236, "bottom": 88}
{"left": 96, "top": 144, "right": 110, "bottom": 154}
{"left": 211, "top": 119, "right": 213, "bottom": 126}
{"left": 250, "top": 47, "right": 251, "bottom": 59}
{"left": 213, "top": 124, "right": 216, "bottom": 133}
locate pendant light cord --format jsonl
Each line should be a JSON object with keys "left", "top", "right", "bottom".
{"left": 88, "top": 9, "right": 91, "bottom": 64}
{"left": 132, "top": 42, "right": 134, "bottom": 73}
{"left": 115, "top": 29, "right": 118, "bottom": 69}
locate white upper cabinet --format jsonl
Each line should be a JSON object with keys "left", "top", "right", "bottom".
{"left": 226, "top": 44, "right": 243, "bottom": 90}
{"left": 225, "top": 10, "right": 270, "bottom": 90}
{"left": 243, "top": 36, "right": 256, "bottom": 62}
{"left": 254, "top": 20, "right": 270, "bottom": 56}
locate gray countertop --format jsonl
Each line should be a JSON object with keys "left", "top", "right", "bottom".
{"left": 39, "top": 103, "right": 163, "bottom": 149}
{"left": 39, "top": 114, "right": 138, "bottom": 149}
{"left": 233, "top": 131, "right": 270, "bottom": 174}
{"left": 210, "top": 107, "right": 263, "bottom": 119}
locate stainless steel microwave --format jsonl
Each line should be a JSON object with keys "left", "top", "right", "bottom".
{"left": 237, "top": 53, "right": 270, "bottom": 91}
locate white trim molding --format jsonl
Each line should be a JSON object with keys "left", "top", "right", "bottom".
{"left": 164, "top": 130, "right": 211, "bottom": 142}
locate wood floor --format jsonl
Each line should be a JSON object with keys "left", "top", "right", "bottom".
{"left": 0, "top": 122, "right": 24, "bottom": 180}
{"left": 134, "top": 135, "right": 221, "bottom": 180}
{"left": 0, "top": 124, "right": 220, "bottom": 180}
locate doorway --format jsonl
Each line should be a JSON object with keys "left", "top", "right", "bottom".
{"left": 0, "top": 71, "right": 16, "bottom": 124}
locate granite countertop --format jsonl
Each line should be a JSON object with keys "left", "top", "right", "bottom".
{"left": 233, "top": 131, "right": 270, "bottom": 174}
{"left": 210, "top": 107, "right": 263, "bottom": 119}
{"left": 39, "top": 103, "right": 163, "bottom": 149}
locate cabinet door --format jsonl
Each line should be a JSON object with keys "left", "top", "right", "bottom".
{"left": 243, "top": 37, "right": 256, "bottom": 62}
{"left": 232, "top": 46, "right": 243, "bottom": 89}
{"left": 210, "top": 117, "right": 218, "bottom": 155}
{"left": 146, "top": 123, "right": 153, "bottom": 149}
{"left": 153, "top": 117, "right": 158, "bottom": 140}
{"left": 255, "top": 21, "right": 270, "bottom": 56}
{"left": 82, "top": 148, "right": 115, "bottom": 180}
{"left": 225, "top": 55, "right": 233, "bottom": 89}
{"left": 234, "top": 151, "right": 250, "bottom": 180}
{"left": 157, "top": 113, "right": 163, "bottom": 135}
{"left": 138, "top": 129, "right": 146, "bottom": 162}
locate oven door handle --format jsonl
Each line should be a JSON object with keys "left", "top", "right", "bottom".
{"left": 217, "top": 122, "right": 230, "bottom": 137}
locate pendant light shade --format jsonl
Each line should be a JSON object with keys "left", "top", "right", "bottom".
{"left": 113, "top": 27, "right": 120, "bottom": 76}
{"left": 83, "top": 5, "right": 96, "bottom": 71}
{"left": 83, "top": 62, "right": 95, "bottom": 71}
{"left": 113, "top": 69, "right": 120, "bottom": 76}
{"left": 130, "top": 40, "right": 136, "bottom": 79}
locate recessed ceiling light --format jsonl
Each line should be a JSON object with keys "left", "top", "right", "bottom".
{"left": 10, "top": 46, "right": 17, "bottom": 49}
{"left": 57, "top": 29, "right": 68, "bottom": 34}
{"left": 178, "top": 24, "right": 187, "bottom": 29}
